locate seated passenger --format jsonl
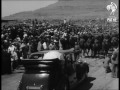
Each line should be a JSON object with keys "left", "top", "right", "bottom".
{"left": 43, "top": 51, "right": 64, "bottom": 60}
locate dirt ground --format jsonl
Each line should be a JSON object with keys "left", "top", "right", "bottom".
{"left": 76, "top": 57, "right": 119, "bottom": 90}
{"left": 1, "top": 57, "right": 119, "bottom": 90}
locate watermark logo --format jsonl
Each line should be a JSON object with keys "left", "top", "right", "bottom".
{"left": 106, "top": 2, "right": 117, "bottom": 22}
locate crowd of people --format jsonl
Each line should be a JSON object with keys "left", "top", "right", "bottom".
{"left": 1, "top": 18, "right": 119, "bottom": 78}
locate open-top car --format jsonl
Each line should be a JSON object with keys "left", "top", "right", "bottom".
{"left": 18, "top": 49, "right": 89, "bottom": 90}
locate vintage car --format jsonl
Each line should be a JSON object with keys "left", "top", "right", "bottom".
{"left": 17, "top": 49, "right": 89, "bottom": 90}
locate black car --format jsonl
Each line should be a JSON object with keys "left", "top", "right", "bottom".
{"left": 18, "top": 49, "right": 89, "bottom": 90}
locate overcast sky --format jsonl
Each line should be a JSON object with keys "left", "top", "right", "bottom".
{"left": 2, "top": 0, "right": 58, "bottom": 17}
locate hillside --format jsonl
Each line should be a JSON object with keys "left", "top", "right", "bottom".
{"left": 3, "top": 0, "right": 118, "bottom": 20}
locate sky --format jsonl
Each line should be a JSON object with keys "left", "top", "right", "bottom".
{"left": 2, "top": 0, "right": 58, "bottom": 17}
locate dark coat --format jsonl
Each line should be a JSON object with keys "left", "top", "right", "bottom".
{"left": 2, "top": 50, "right": 11, "bottom": 74}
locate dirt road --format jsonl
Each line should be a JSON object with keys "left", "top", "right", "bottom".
{"left": 1, "top": 57, "right": 118, "bottom": 90}
{"left": 76, "top": 57, "right": 119, "bottom": 90}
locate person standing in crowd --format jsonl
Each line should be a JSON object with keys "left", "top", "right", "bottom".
{"left": 12, "top": 50, "right": 18, "bottom": 70}
{"left": 53, "top": 39, "right": 58, "bottom": 50}
{"left": 23, "top": 32, "right": 28, "bottom": 38}
{"left": 59, "top": 39, "right": 63, "bottom": 50}
{"left": 74, "top": 42, "right": 81, "bottom": 61}
{"left": 20, "top": 41, "right": 29, "bottom": 59}
{"left": 111, "top": 46, "right": 119, "bottom": 78}
{"left": 15, "top": 41, "right": 21, "bottom": 64}
{"left": 3, "top": 40, "right": 9, "bottom": 50}
{"left": 42, "top": 40, "right": 47, "bottom": 50}
{"left": 37, "top": 39, "right": 42, "bottom": 51}
{"left": 2, "top": 46, "right": 11, "bottom": 74}
{"left": 103, "top": 54, "right": 111, "bottom": 73}
{"left": 63, "top": 19, "right": 67, "bottom": 24}
{"left": 27, "top": 41, "right": 32, "bottom": 58}
{"left": 8, "top": 43, "right": 17, "bottom": 71}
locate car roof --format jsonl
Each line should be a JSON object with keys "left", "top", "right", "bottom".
{"left": 30, "top": 48, "right": 75, "bottom": 56}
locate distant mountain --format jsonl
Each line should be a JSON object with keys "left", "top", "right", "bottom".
{"left": 3, "top": 0, "right": 118, "bottom": 20}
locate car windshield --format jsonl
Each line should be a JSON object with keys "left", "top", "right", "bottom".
{"left": 29, "top": 54, "right": 44, "bottom": 59}
{"left": 25, "top": 50, "right": 74, "bottom": 73}
{"left": 29, "top": 49, "right": 74, "bottom": 60}
{"left": 23, "top": 58, "right": 62, "bottom": 73}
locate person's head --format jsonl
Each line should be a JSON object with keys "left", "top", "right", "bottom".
{"left": 4, "top": 39, "right": 8, "bottom": 43}
{"left": 75, "top": 42, "right": 78, "bottom": 45}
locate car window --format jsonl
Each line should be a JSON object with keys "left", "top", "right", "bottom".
{"left": 29, "top": 54, "right": 43, "bottom": 59}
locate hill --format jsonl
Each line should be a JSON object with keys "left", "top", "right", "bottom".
{"left": 3, "top": 0, "right": 118, "bottom": 20}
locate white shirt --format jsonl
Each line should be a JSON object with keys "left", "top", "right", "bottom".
{"left": 43, "top": 42, "right": 47, "bottom": 50}
{"left": 8, "top": 45, "right": 16, "bottom": 54}
{"left": 43, "top": 51, "right": 64, "bottom": 60}
{"left": 12, "top": 51, "right": 18, "bottom": 61}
